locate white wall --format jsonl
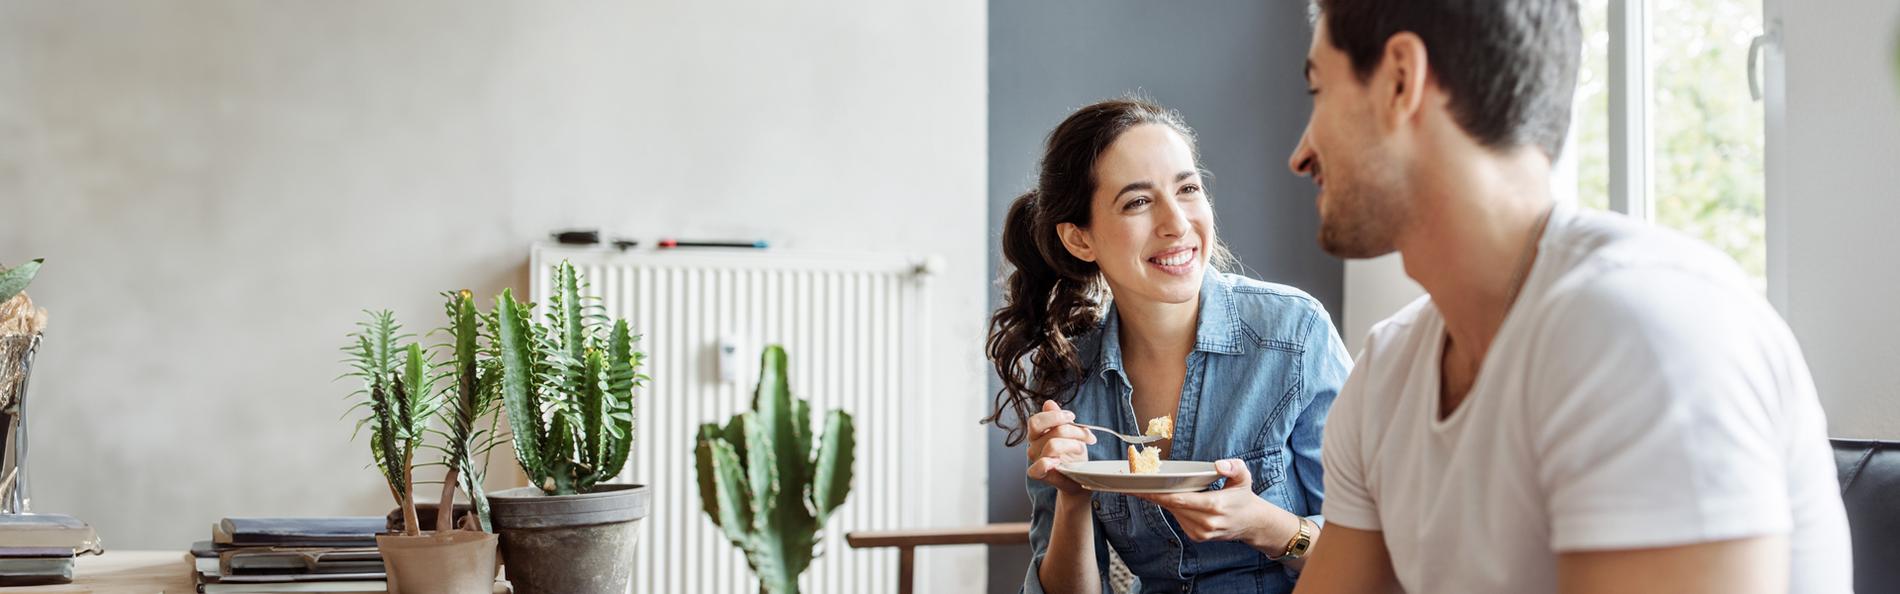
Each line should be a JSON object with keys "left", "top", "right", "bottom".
{"left": 1342, "top": 255, "right": 1422, "bottom": 355}
{"left": 1773, "top": 0, "right": 1900, "bottom": 438}
{"left": 0, "top": 1, "right": 990, "bottom": 590}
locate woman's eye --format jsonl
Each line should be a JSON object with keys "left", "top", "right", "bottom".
{"left": 1180, "top": 184, "right": 1202, "bottom": 195}
{"left": 1123, "top": 196, "right": 1151, "bottom": 210}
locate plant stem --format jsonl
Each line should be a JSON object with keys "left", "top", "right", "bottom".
{"left": 760, "top": 579, "right": 800, "bottom": 594}
{"left": 436, "top": 467, "right": 459, "bottom": 534}
{"left": 401, "top": 461, "right": 420, "bottom": 537}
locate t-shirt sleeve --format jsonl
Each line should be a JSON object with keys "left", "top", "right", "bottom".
{"left": 1527, "top": 266, "right": 1794, "bottom": 552}
{"left": 1319, "top": 342, "right": 1381, "bottom": 531}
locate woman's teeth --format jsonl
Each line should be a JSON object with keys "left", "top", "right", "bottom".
{"left": 1151, "top": 250, "right": 1194, "bottom": 267}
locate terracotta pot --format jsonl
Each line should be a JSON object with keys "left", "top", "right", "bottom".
{"left": 375, "top": 530, "right": 500, "bottom": 594}
{"left": 487, "top": 484, "right": 649, "bottom": 594}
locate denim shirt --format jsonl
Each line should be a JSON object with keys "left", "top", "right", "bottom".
{"left": 1023, "top": 271, "right": 1352, "bottom": 594}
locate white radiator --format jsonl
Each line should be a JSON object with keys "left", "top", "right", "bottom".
{"left": 530, "top": 245, "right": 935, "bottom": 594}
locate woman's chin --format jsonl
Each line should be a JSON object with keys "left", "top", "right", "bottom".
{"left": 1144, "top": 268, "right": 1204, "bottom": 304}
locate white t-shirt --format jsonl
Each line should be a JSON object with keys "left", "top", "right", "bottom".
{"left": 1322, "top": 204, "right": 1852, "bottom": 593}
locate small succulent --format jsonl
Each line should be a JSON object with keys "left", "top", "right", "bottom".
{"left": 0, "top": 260, "right": 40, "bottom": 305}
{"left": 342, "top": 311, "right": 441, "bottom": 536}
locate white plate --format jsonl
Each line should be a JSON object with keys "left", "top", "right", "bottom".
{"left": 1057, "top": 460, "right": 1220, "bottom": 494}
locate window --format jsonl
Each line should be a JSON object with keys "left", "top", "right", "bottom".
{"left": 1566, "top": 0, "right": 1769, "bottom": 289}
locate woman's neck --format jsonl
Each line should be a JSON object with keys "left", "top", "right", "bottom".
{"left": 1114, "top": 292, "right": 1200, "bottom": 365}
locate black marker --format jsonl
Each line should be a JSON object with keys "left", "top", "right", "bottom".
{"left": 551, "top": 229, "right": 600, "bottom": 245}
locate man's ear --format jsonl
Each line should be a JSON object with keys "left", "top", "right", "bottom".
{"left": 1374, "top": 32, "right": 1430, "bottom": 132}
{"left": 1057, "top": 222, "right": 1097, "bottom": 263}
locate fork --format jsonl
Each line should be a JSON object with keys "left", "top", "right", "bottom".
{"left": 1071, "top": 423, "right": 1166, "bottom": 445}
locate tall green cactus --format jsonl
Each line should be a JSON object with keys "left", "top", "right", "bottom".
{"left": 494, "top": 261, "right": 647, "bottom": 496}
{"left": 434, "top": 290, "right": 503, "bottom": 532}
{"left": 694, "top": 345, "right": 855, "bottom": 594}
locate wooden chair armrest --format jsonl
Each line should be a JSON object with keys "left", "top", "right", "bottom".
{"left": 845, "top": 522, "right": 1031, "bottom": 549}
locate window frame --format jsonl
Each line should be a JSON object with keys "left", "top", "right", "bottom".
{"left": 1600, "top": 0, "right": 1784, "bottom": 307}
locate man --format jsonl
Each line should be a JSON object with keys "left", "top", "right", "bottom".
{"left": 1285, "top": 1, "right": 1852, "bottom": 593}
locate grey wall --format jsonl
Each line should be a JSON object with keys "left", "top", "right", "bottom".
{"left": 0, "top": 3, "right": 993, "bottom": 589}
{"left": 986, "top": 2, "right": 1338, "bottom": 591}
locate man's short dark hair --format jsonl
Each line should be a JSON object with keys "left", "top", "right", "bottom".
{"left": 1315, "top": 0, "right": 1581, "bottom": 160}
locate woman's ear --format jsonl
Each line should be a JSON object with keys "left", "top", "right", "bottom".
{"left": 1057, "top": 222, "right": 1097, "bottom": 263}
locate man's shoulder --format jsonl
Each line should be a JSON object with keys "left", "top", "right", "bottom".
{"left": 1541, "top": 206, "right": 1752, "bottom": 293}
{"left": 1525, "top": 206, "right": 1769, "bottom": 340}
{"left": 1515, "top": 210, "right": 1805, "bottom": 416}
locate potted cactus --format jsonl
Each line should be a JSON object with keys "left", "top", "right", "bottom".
{"left": 694, "top": 345, "right": 855, "bottom": 594}
{"left": 486, "top": 261, "right": 649, "bottom": 594}
{"left": 342, "top": 308, "right": 499, "bottom": 594}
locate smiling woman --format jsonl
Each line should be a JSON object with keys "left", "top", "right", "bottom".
{"left": 987, "top": 97, "right": 1353, "bottom": 594}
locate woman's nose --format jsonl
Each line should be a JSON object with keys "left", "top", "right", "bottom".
{"left": 1155, "top": 196, "right": 1188, "bottom": 238}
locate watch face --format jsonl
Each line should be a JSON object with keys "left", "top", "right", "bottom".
{"left": 1284, "top": 518, "right": 1316, "bottom": 559}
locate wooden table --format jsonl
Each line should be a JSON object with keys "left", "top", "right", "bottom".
{"left": 4, "top": 552, "right": 506, "bottom": 593}
{"left": 845, "top": 523, "right": 1031, "bottom": 594}
{"left": 8, "top": 551, "right": 197, "bottom": 593}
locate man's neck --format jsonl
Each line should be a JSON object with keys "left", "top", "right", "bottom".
{"left": 1397, "top": 149, "right": 1556, "bottom": 363}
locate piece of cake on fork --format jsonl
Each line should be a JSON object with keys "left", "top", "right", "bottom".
{"left": 1126, "top": 415, "right": 1173, "bottom": 474}
{"left": 1144, "top": 415, "right": 1173, "bottom": 440}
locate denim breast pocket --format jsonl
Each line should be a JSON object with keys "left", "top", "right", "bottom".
{"left": 1090, "top": 491, "right": 1141, "bottom": 553}
{"left": 1237, "top": 447, "right": 1285, "bottom": 495}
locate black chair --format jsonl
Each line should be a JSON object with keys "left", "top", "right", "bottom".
{"left": 1832, "top": 439, "right": 1899, "bottom": 592}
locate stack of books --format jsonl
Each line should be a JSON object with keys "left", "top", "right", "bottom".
{"left": 0, "top": 513, "right": 102, "bottom": 586}
{"left": 190, "top": 517, "right": 387, "bottom": 594}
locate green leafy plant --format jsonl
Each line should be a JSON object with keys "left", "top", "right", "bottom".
{"left": 343, "top": 311, "right": 442, "bottom": 536}
{"left": 494, "top": 261, "right": 647, "bottom": 496}
{"left": 694, "top": 345, "right": 855, "bottom": 594}
{"left": 0, "top": 259, "right": 42, "bottom": 305}
{"left": 431, "top": 290, "right": 505, "bottom": 532}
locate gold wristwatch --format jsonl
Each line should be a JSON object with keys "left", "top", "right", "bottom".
{"left": 1276, "top": 517, "right": 1316, "bottom": 561}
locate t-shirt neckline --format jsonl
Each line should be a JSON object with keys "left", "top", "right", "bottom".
{"left": 1426, "top": 202, "right": 1572, "bottom": 432}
